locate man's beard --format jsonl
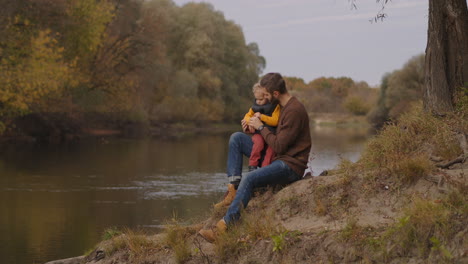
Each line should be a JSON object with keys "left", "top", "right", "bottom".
{"left": 270, "top": 95, "right": 279, "bottom": 105}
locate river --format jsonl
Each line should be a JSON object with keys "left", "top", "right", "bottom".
{"left": 0, "top": 125, "right": 370, "bottom": 264}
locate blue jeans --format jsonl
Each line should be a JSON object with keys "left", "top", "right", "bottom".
{"left": 224, "top": 132, "right": 300, "bottom": 225}
{"left": 226, "top": 132, "right": 253, "bottom": 183}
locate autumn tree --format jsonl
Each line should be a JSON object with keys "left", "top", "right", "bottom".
{"left": 0, "top": 0, "right": 266, "bottom": 138}
{"left": 284, "top": 76, "right": 307, "bottom": 91}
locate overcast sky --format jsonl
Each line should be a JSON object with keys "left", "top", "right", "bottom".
{"left": 172, "top": 0, "right": 428, "bottom": 86}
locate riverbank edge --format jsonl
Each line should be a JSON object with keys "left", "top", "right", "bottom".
{"left": 0, "top": 122, "right": 240, "bottom": 145}
{"left": 0, "top": 113, "right": 370, "bottom": 145}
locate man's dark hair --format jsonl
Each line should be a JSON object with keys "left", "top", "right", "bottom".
{"left": 260, "top": 73, "right": 287, "bottom": 94}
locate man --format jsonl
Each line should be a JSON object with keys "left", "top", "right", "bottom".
{"left": 199, "top": 72, "right": 311, "bottom": 242}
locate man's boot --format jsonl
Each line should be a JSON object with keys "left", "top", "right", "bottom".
{"left": 213, "top": 184, "right": 237, "bottom": 209}
{"left": 198, "top": 219, "right": 227, "bottom": 243}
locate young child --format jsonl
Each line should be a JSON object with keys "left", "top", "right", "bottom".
{"left": 243, "top": 83, "right": 281, "bottom": 171}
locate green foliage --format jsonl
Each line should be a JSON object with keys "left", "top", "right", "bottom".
{"left": 271, "top": 231, "right": 287, "bottom": 252}
{"left": 102, "top": 226, "right": 122, "bottom": 240}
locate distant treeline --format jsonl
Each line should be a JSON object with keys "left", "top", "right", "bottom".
{"left": 284, "top": 54, "right": 425, "bottom": 128}
{"left": 0, "top": 0, "right": 265, "bottom": 137}
{"left": 285, "top": 76, "right": 378, "bottom": 117}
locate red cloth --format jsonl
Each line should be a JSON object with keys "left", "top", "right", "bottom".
{"left": 249, "top": 133, "right": 275, "bottom": 167}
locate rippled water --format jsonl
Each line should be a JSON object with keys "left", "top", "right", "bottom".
{"left": 0, "top": 126, "right": 370, "bottom": 264}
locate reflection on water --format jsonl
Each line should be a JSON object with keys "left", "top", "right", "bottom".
{"left": 0, "top": 126, "right": 371, "bottom": 264}
{"left": 309, "top": 126, "right": 370, "bottom": 175}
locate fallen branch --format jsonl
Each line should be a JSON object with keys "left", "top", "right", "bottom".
{"left": 436, "top": 156, "right": 465, "bottom": 169}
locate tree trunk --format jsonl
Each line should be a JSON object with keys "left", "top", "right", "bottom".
{"left": 424, "top": 0, "right": 468, "bottom": 114}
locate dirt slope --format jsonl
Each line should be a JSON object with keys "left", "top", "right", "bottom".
{"left": 75, "top": 160, "right": 467, "bottom": 264}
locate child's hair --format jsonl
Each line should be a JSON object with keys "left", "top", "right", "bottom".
{"left": 252, "top": 83, "right": 262, "bottom": 93}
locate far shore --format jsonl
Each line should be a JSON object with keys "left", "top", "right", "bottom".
{"left": 0, "top": 113, "right": 370, "bottom": 145}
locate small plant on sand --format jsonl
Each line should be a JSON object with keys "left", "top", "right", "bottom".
{"left": 272, "top": 231, "right": 287, "bottom": 252}
{"left": 164, "top": 217, "right": 193, "bottom": 264}
{"left": 271, "top": 230, "right": 302, "bottom": 253}
{"left": 102, "top": 226, "right": 122, "bottom": 240}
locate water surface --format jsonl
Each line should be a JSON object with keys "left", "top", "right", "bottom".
{"left": 0, "top": 126, "right": 370, "bottom": 264}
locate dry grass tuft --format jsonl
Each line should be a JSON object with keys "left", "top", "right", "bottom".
{"left": 359, "top": 104, "right": 462, "bottom": 186}
{"left": 164, "top": 218, "right": 195, "bottom": 263}
{"left": 103, "top": 228, "right": 160, "bottom": 261}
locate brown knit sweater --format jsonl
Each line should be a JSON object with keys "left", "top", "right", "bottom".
{"left": 260, "top": 96, "right": 311, "bottom": 176}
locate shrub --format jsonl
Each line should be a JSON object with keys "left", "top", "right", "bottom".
{"left": 344, "top": 96, "right": 371, "bottom": 116}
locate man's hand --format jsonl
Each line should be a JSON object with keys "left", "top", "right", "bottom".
{"left": 249, "top": 117, "right": 263, "bottom": 130}
{"left": 253, "top": 112, "right": 261, "bottom": 118}
{"left": 242, "top": 119, "right": 256, "bottom": 134}
{"left": 241, "top": 119, "right": 249, "bottom": 133}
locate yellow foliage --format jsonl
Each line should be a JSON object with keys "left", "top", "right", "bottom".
{"left": 0, "top": 29, "right": 76, "bottom": 116}
{"left": 344, "top": 95, "right": 371, "bottom": 116}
